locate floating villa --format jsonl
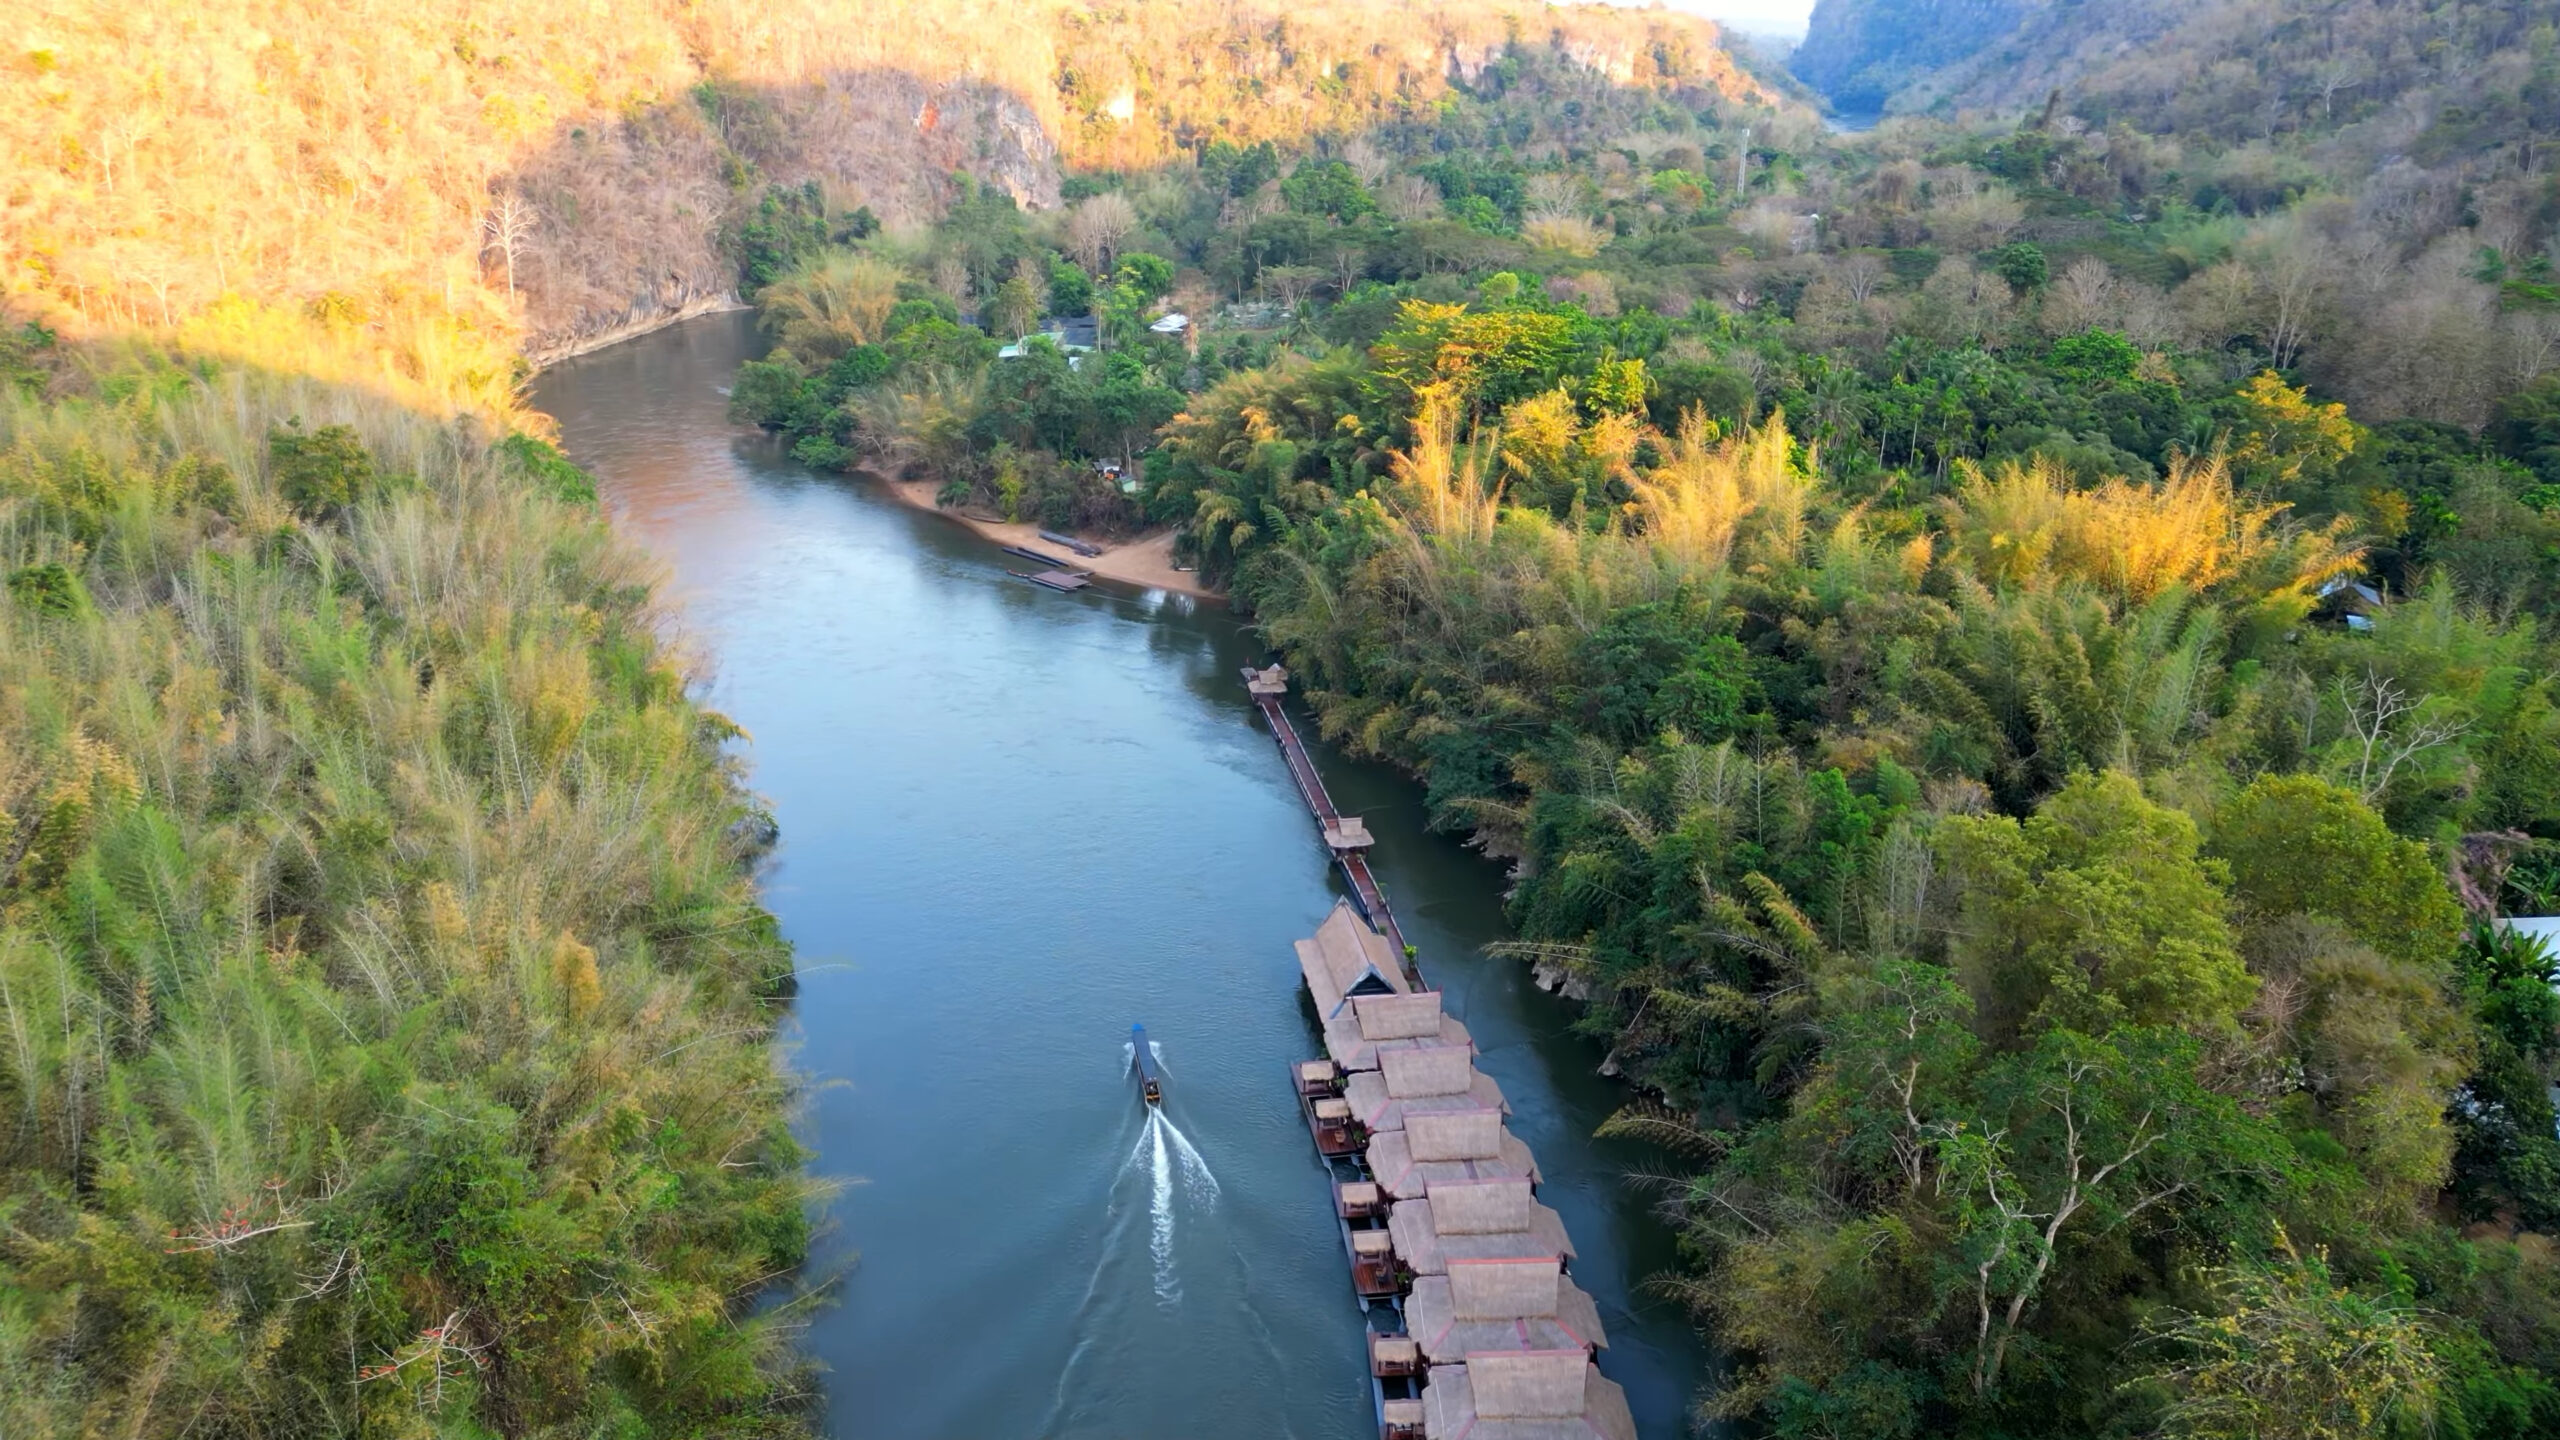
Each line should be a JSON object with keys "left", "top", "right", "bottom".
{"left": 1247, "top": 664, "right": 1638, "bottom": 1440}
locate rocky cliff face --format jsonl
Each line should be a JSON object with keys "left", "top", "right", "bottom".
{"left": 5, "top": 0, "right": 1772, "bottom": 380}
{"left": 513, "top": 76, "right": 1063, "bottom": 359}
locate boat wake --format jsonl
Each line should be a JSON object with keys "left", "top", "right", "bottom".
{"left": 1120, "top": 1109, "right": 1219, "bottom": 1304}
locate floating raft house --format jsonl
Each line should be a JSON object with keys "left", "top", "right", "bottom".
{"left": 1253, "top": 658, "right": 1635, "bottom": 1440}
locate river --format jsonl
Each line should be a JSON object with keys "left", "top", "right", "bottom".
{"left": 533, "top": 311, "right": 1709, "bottom": 1439}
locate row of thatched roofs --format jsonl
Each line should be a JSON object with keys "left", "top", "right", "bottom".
{"left": 1297, "top": 901, "right": 1638, "bottom": 1440}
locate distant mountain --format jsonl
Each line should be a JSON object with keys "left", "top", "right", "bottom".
{"left": 1789, "top": 0, "right": 2030, "bottom": 117}
{"left": 1793, "top": 0, "right": 2550, "bottom": 151}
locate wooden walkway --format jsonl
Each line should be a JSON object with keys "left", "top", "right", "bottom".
{"left": 1241, "top": 668, "right": 1415, "bottom": 982}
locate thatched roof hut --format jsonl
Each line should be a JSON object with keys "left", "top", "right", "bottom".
{"left": 1406, "top": 1266, "right": 1608, "bottom": 1362}
{"left": 1388, "top": 1182, "right": 1576, "bottom": 1276}
{"left": 1346, "top": 1067, "right": 1508, "bottom": 1132}
{"left": 1421, "top": 1356, "right": 1638, "bottom": 1440}
{"left": 1365, "top": 1125, "right": 1539, "bottom": 1199}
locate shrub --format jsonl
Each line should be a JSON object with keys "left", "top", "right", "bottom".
{"left": 268, "top": 420, "right": 377, "bottom": 517}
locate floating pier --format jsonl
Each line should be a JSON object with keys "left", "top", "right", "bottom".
{"left": 1242, "top": 665, "right": 1412, "bottom": 971}
{"left": 1249, "top": 664, "right": 1636, "bottom": 1440}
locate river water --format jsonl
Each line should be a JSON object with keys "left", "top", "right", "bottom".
{"left": 534, "top": 311, "right": 1708, "bottom": 1439}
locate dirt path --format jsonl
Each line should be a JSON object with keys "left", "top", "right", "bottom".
{"left": 879, "top": 475, "right": 1221, "bottom": 601}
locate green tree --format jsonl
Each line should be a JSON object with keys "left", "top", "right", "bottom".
{"left": 1582, "top": 352, "right": 1649, "bottom": 417}
{"left": 1281, "top": 158, "right": 1376, "bottom": 221}
{"left": 6, "top": 561, "right": 88, "bottom": 617}
{"left": 1940, "top": 771, "right": 2256, "bottom": 1042}
{"left": 1097, "top": 252, "right": 1176, "bottom": 347}
{"left": 268, "top": 421, "right": 378, "bottom": 517}
{"left": 1992, "top": 241, "right": 2049, "bottom": 292}
{"left": 1369, "top": 300, "right": 1578, "bottom": 415}
{"left": 2210, "top": 775, "right": 2462, "bottom": 967}
{"left": 2224, "top": 371, "right": 2362, "bottom": 490}
{"left": 991, "top": 266, "right": 1042, "bottom": 340}
{"left": 1940, "top": 1025, "right": 2285, "bottom": 1398}
{"left": 728, "top": 358, "right": 820, "bottom": 431}
{"left": 2048, "top": 328, "right": 2141, "bottom": 385}
{"left": 2132, "top": 1233, "right": 2441, "bottom": 1440}
{"left": 2450, "top": 925, "right": 2560, "bottom": 1226}
{"left": 1046, "top": 259, "right": 1095, "bottom": 318}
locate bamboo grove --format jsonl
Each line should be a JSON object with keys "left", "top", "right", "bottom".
{"left": 702, "top": 21, "right": 2560, "bottom": 1432}
{"left": 1167, "top": 366, "right": 2560, "bottom": 1435}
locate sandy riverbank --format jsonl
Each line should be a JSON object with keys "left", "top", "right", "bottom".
{"left": 873, "top": 473, "right": 1222, "bottom": 601}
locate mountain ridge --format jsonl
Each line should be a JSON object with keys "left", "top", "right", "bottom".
{"left": 3, "top": 0, "right": 1772, "bottom": 398}
{"left": 1793, "top": 0, "right": 2551, "bottom": 156}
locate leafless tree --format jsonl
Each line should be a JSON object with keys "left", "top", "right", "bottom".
{"left": 1340, "top": 136, "right": 1391, "bottom": 188}
{"left": 1737, "top": 199, "right": 1810, "bottom": 257}
{"left": 1383, "top": 174, "right": 1441, "bottom": 224}
{"left": 1326, "top": 240, "right": 1367, "bottom": 296}
{"left": 97, "top": 114, "right": 148, "bottom": 196}
{"left": 2176, "top": 259, "right": 2261, "bottom": 351}
{"left": 930, "top": 254, "right": 971, "bottom": 310}
{"left": 2245, "top": 220, "right": 2332, "bottom": 370}
{"left": 1871, "top": 159, "right": 1921, "bottom": 209}
{"left": 2504, "top": 309, "right": 2560, "bottom": 391}
{"left": 2043, "top": 256, "right": 2119, "bottom": 335}
{"left": 480, "top": 194, "right": 538, "bottom": 298}
{"left": 2311, "top": 55, "right": 2367, "bottom": 119}
{"left": 1525, "top": 172, "right": 1582, "bottom": 213}
{"left": 2335, "top": 670, "right": 2468, "bottom": 804}
{"left": 1837, "top": 252, "right": 1887, "bottom": 305}
{"left": 1929, "top": 178, "right": 2025, "bottom": 251}
{"left": 1064, "top": 191, "right": 1138, "bottom": 276}
{"left": 1258, "top": 264, "right": 1323, "bottom": 313}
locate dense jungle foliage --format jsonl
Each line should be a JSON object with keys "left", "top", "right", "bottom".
{"left": 733, "top": 26, "right": 2560, "bottom": 1440}
{"left": 0, "top": 332, "right": 815, "bottom": 1436}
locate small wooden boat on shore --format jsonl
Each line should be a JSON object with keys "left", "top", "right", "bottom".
{"left": 1038, "top": 528, "right": 1104, "bottom": 557}
{"left": 1001, "top": 544, "right": 1076, "bottom": 568}
{"left": 1007, "top": 568, "right": 1092, "bottom": 592}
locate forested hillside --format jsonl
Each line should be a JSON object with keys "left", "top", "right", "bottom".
{"left": 725, "top": 3, "right": 2560, "bottom": 1432}
{"left": 0, "top": 5, "right": 1772, "bottom": 1435}
{"left": 10, "top": 0, "right": 2560, "bottom": 1435}
{"left": 3, "top": 0, "right": 1761, "bottom": 383}
{"left": 1791, "top": 0, "right": 2027, "bottom": 117}
{"left": 1797, "top": 0, "right": 2554, "bottom": 152}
